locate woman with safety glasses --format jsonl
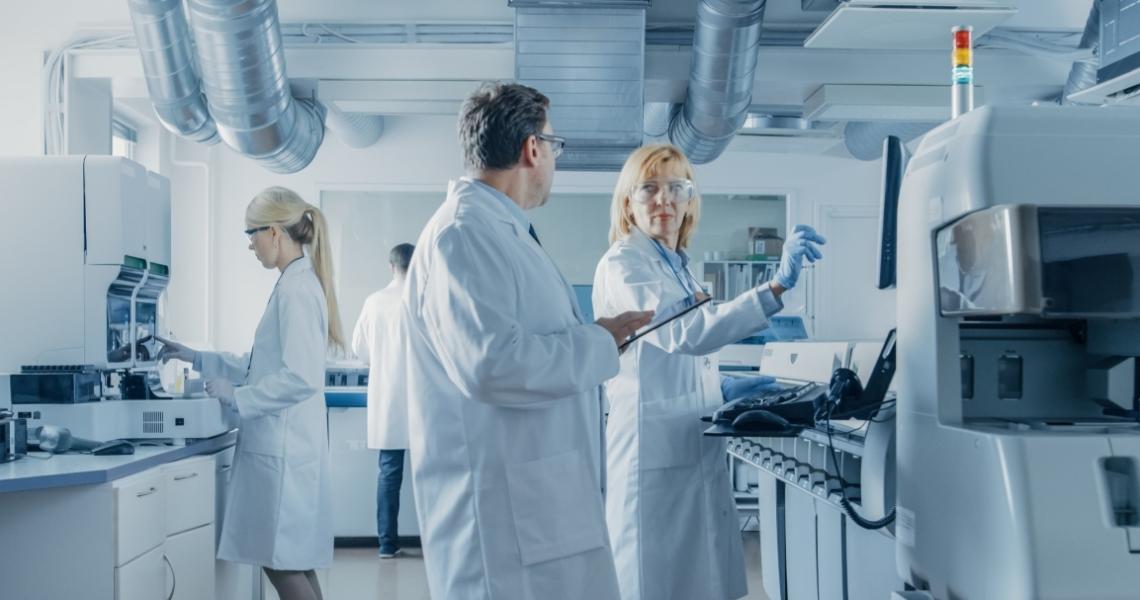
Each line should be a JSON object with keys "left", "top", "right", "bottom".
{"left": 592, "top": 144, "right": 825, "bottom": 600}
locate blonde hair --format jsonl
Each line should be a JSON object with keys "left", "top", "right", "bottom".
{"left": 608, "top": 144, "right": 702, "bottom": 249}
{"left": 246, "top": 186, "right": 346, "bottom": 351}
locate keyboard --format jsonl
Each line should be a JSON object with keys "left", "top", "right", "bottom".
{"left": 712, "top": 382, "right": 826, "bottom": 424}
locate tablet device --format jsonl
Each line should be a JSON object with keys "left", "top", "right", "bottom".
{"left": 619, "top": 296, "right": 713, "bottom": 351}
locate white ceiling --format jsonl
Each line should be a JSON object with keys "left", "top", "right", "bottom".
{"left": 272, "top": 0, "right": 1092, "bottom": 31}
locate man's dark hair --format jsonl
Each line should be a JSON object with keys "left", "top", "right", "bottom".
{"left": 389, "top": 243, "right": 414, "bottom": 275}
{"left": 458, "top": 82, "right": 550, "bottom": 172}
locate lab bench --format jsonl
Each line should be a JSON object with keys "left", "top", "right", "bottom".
{"left": 324, "top": 388, "right": 420, "bottom": 545}
{"left": 0, "top": 431, "right": 247, "bottom": 600}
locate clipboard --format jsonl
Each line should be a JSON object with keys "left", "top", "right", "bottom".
{"left": 619, "top": 296, "right": 713, "bottom": 351}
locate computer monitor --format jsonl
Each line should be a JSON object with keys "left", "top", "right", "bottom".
{"left": 876, "top": 135, "right": 908, "bottom": 290}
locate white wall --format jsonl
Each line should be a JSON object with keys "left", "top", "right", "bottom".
{"left": 181, "top": 113, "right": 888, "bottom": 353}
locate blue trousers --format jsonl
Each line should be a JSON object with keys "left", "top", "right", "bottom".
{"left": 377, "top": 449, "right": 405, "bottom": 554}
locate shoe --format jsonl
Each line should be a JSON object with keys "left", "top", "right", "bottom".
{"left": 379, "top": 548, "right": 403, "bottom": 559}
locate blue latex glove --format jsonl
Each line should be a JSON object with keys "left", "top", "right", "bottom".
{"left": 721, "top": 374, "right": 782, "bottom": 403}
{"left": 774, "top": 224, "right": 827, "bottom": 290}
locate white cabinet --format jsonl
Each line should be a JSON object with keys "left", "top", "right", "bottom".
{"left": 113, "top": 469, "right": 167, "bottom": 568}
{"left": 166, "top": 523, "right": 216, "bottom": 599}
{"left": 162, "top": 454, "right": 218, "bottom": 599}
{"left": 328, "top": 406, "right": 419, "bottom": 538}
{"left": 116, "top": 544, "right": 167, "bottom": 600}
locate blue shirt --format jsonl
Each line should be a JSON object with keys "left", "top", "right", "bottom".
{"left": 465, "top": 177, "right": 532, "bottom": 236}
{"left": 649, "top": 237, "right": 700, "bottom": 297}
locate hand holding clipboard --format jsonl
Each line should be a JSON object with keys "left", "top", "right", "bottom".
{"left": 618, "top": 295, "right": 713, "bottom": 351}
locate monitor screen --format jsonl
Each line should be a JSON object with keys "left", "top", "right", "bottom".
{"left": 876, "top": 135, "right": 908, "bottom": 290}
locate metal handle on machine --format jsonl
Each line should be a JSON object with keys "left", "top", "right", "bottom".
{"left": 136, "top": 486, "right": 158, "bottom": 498}
{"left": 173, "top": 472, "right": 199, "bottom": 481}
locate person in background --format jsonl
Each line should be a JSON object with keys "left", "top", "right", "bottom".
{"left": 593, "top": 144, "right": 826, "bottom": 600}
{"left": 352, "top": 243, "right": 415, "bottom": 559}
{"left": 393, "top": 81, "right": 654, "bottom": 600}
{"left": 159, "top": 186, "right": 343, "bottom": 600}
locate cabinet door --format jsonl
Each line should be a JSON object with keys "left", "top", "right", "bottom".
{"left": 166, "top": 524, "right": 216, "bottom": 600}
{"left": 116, "top": 544, "right": 165, "bottom": 600}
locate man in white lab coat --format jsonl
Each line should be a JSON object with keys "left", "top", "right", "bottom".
{"left": 352, "top": 243, "right": 415, "bottom": 559}
{"left": 393, "top": 81, "right": 653, "bottom": 600}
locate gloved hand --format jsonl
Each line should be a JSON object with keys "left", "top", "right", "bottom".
{"left": 721, "top": 374, "right": 782, "bottom": 402}
{"left": 774, "top": 224, "right": 826, "bottom": 290}
{"left": 156, "top": 335, "right": 198, "bottom": 365}
{"left": 205, "top": 378, "right": 236, "bottom": 411}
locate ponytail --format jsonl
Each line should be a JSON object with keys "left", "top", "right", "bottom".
{"left": 303, "top": 207, "right": 347, "bottom": 351}
{"left": 246, "top": 186, "right": 346, "bottom": 351}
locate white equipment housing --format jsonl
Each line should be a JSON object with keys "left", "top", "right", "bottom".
{"left": 897, "top": 105, "right": 1140, "bottom": 598}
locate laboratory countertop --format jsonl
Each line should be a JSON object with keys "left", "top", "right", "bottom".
{"left": 0, "top": 429, "right": 238, "bottom": 494}
{"left": 326, "top": 387, "right": 367, "bottom": 408}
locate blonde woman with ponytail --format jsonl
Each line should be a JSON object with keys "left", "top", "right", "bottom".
{"left": 159, "top": 186, "right": 343, "bottom": 600}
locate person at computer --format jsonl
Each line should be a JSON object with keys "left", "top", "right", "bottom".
{"left": 591, "top": 143, "right": 826, "bottom": 600}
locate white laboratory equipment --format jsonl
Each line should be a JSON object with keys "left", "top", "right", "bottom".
{"left": 896, "top": 105, "right": 1140, "bottom": 598}
{"left": 0, "top": 156, "right": 226, "bottom": 442}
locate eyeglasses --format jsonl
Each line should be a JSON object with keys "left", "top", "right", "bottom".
{"left": 534, "top": 133, "right": 566, "bottom": 159}
{"left": 244, "top": 225, "right": 271, "bottom": 239}
{"left": 630, "top": 179, "right": 695, "bottom": 205}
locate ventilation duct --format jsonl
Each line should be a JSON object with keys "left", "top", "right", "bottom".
{"left": 1062, "top": 1, "right": 1100, "bottom": 105}
{"left": 843, "top": 121, "right": 938, "bottom": 161}
{"left": 126, "top": 0, "right": 219, "bottom": 145}
{"left": 185, "top": 0, "right": 325, "bottom": 173}
{"left": 323, "top": 103, "right": 384, "bottom": 149}
{"left": 513, "top": 2, "right": 646, "bottom": 171}
{"left": 669, "top": 0, "right": 767, "bottom": 165}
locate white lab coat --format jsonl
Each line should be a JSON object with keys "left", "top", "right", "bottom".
{"left": 352, "top": 279, "right": 408, "bottom": 449}
{"left": 395, "top": 177, "right": 622, "bottom": 600}
{"left": 593, "top": 228, "right": 784, "bottom": 600}
{"left": 196, "top": 255, "right": 334, "bottom": 570}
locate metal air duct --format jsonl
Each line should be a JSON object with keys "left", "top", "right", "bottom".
{"left": 186, "top": 0, "right": 324, "bottom": 174}
{"left": 843, "top": 121, "right": 938, "bottom": 161}
{"left": 669, "top": 0, "right": 766, "bottom": 164}
{"left": 127, "top": 0, "right": 219, "bottom": 145}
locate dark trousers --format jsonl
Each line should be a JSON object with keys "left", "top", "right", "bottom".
{"left": 377, "top": 449, "right": 406, "bottom": 553}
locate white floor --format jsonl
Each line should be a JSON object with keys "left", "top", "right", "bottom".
{"left": 289, "top": 533, "right": 772, "bottom": 600}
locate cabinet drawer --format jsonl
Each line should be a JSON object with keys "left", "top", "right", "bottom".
{"left": 114, "top": 470, "right": 166, "bottom": 567}
{"left": 116, "top": 544, "right": 165, "bottom": 600}
{"left": 164, "top": 455, "right": 216, "bottom": 535}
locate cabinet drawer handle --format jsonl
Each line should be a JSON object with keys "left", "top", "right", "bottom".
{"left": 218, "top": 465, "right": 233, "bottom": 473}
{"left": 173, "top": 472, "right": 199, "bottom": 481}
{"left": 136, "top": 486, "right": 158, "bottom": 498}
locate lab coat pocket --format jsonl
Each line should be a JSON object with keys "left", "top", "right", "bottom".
{"left": 237, "top": 413, "right": 287, "bottom": 457}
{"left": 640, "top": 392, "right": 704, "bottom": 471}
{"left": 506, "top": 449, "right": 607, "bottom": 566}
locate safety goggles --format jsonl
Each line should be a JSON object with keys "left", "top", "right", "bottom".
{"left": 630, "top": 178, "right": 695, "bottom": 205}
{"left": 244, "top": 225, "right": 271, "bottom": 240}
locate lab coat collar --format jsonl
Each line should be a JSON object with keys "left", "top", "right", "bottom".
{"left": 455, "top": 177, "right": 532, "bottom": 237}
{"left": 625, "top": 226, "right": 681, "bottom": 267}
{"left": 280, "top": 254, "right": 313, "bottom": 279}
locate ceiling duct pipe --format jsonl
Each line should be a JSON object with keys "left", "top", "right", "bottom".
{"left": 1061, "top": 0, "right": 1100, "bottom": 105}
{"left": 126, "top": 0, "right": 219, "bottom": 145}
{"left": 843, "top": 121, "right": 938, "bottom": 161}
{"left": 322, "top": 103, "right": 384, "bottom": 149}
{"left": 669, "top": 0, "right": 766, "bottom": 164}
{"left": 186, "top": 0, "right": 324, "bottom": 173}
